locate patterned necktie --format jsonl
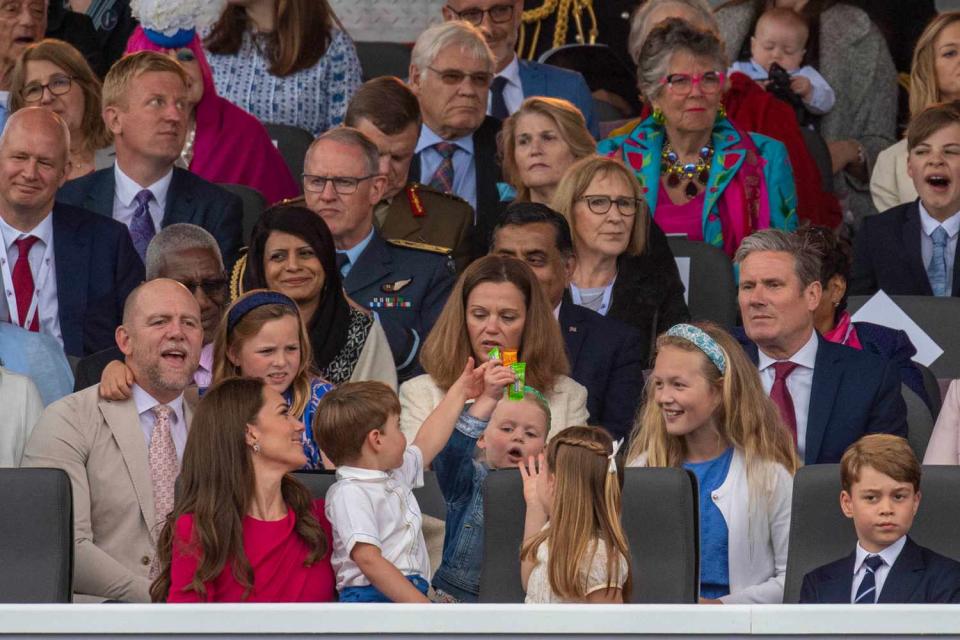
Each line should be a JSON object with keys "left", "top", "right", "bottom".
{"left": 490, "top": 75, "right": 510, "bottom": 120}
{"left": 130, "top": 189, "right": 156, "bottom": 261}
{"left": 428, "top": 142, "right": 457, "bottom": 194}
{"left": 148, "top": 404, "right": 178, "bottom": 534}
{"left": 770, "top": 361, "right": 800, "bottom": 447}
{"left": 928, "top": 226, "right": 949, "bottom": 297}
{"left": 854, "top": 555, "right": 885, "bottom": 604}
{"left": 11, "top": 236, "right": 39, "bottom": 332}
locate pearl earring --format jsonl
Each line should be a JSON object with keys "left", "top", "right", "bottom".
{"left": 253, "top": 442, "right": 261, "bottom": 454}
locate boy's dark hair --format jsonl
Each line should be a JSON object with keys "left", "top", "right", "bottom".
{"left": 493, "top": 202, "right": 575, "bottom": 257}
{"left": 313, "top": 381, "right": 402, "bottom": 466}
{"left": 344, "top": 76, "right": 421, "bottom": 135}
{"left": 840, "top": 434, "right": 921, "bottom": 493}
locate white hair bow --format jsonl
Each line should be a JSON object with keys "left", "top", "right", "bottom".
{"left": 608, "top": 438, "right": 624, "bottom": 474}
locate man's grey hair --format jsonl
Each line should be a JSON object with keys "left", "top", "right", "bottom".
{"left": 0, "top": 107, "right": 71, "bottom": 164}
{"left": 635, "top": 17, "right": 728, "bottom": 101}
{"left": 410, "top": 20, "right": 494, "bottom": 82}
{"left": 734, "top": 229, "right": 822, "bottom": 289}
{"left": 628, "top": 0, "right": 718, "bottom": 66}
{"left": 144, "top": 223, "right": 223, "bottom": 280}
{"left": 309, "top": 127, "right": 382, "bottom": 175}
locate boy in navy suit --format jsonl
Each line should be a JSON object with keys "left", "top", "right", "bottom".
{"left": 800, "top": 435, "right": 960, "bottom": 603}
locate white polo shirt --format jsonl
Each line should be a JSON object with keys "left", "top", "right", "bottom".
{"left": 325, "top": 445, "right": 430, "bottom": 591}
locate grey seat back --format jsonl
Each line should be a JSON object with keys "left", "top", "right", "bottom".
{"left": 264, "top": 123, "right": 314, "bottom": 186}
{"left": 217, "top": 183, "right": 266, "bottom": 246}
{"left": 355, "top": 42, "right": 412, "bottom": 81}
{"left": 903, "top": 384, "right": 934, "bottom": 461}
{"left": 665, "top": 236, "right": 738, "bottom": 328}
{"left": 0, "top": 468, "right": 73, "bottom": 602}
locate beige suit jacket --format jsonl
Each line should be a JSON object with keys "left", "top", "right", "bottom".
{"left": 870, "top": 139, "right": 916, "bottom": 213}
{"left": 22, "top": 385, "right": 196, "bottom": 602}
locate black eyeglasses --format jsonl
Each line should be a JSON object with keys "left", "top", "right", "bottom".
{"left": 427, "top": 66, "right": 493, "bottom": 88}
{"left": 302, "top": 174, "right": 377, "bottom": 194}
{"left": 21, "top": 74, "right": 75, "bottom": 103}
{"left": 445, "top": 3, "right": 514, "bottom": 25}
{"left": 178, "top": 277, "right": 228, "bottom": 299}
{"left": 578, "top": 195, "right": 641, "bottom": 216}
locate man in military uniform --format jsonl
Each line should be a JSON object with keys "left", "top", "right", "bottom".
{"left": 345, "top": 76, "right": 476, "bottom": 273}
{"left": 303, "top": 127, "right": 456, "bottom": 381}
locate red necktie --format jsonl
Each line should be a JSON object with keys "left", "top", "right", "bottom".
{"left": 770, "top": 361, "right": 799, "bottom": 448}
{"left": 12, "top": 236, "right": 39, "bottom": 332}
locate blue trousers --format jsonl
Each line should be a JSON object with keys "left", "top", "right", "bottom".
{"left": 339, "top": 574, "right": 429, "bottom": 602}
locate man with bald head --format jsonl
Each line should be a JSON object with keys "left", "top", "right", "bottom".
{"left": 0, "top": 107, "right": 142, "bottom": 357}
{"left": 23, "top": 278, "right": 203, "bottom": 602}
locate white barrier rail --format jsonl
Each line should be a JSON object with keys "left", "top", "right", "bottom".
{"left": 3, "top": 604, "right": 960, "bottom": 638}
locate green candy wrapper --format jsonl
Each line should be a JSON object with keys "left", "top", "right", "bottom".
{"left": 508, "top": 362, "right": 526, "bottom": 400}
{"left": 487, "top": 346, "right": 501, "bottom": 361}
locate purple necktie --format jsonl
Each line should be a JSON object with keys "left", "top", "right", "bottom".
{"left": 130, "top": 189, "right": 156, "bottom": 260}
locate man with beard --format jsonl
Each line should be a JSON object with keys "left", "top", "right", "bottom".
{"left": 23, "top": 278, "right": 203, "bottom": 602}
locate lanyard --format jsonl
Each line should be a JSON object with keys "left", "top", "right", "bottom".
{"left": 569, "top": 276, "right": 616, "bottom": 317}
{"left": 0, "top": 233, "right": 53, "bottom": 330}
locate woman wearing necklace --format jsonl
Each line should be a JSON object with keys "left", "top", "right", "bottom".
{"left": 598, "top": 18, "right": 798, "bottom": 258}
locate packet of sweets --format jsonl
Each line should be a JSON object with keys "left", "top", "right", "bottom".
{"left": 508, "top": 362, "right": 526, "bottom": 400}
{"left": 502, "top": 349, "right": 518, "bottom": 367}
{"left": 487, "top": 346, "right": 501, "bottom": 361}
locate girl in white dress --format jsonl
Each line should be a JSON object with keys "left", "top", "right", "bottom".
{"left": 519, "top": 426, "right": 632, "bottom": 603}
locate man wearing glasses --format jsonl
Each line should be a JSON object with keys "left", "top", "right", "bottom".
{"left": 441, "top": 0, "right": 598, "bottom": 137}
{"left": 303, "top": 127, "right": 456, "bottom": 382}
{"left": 408, "top": 20, "right": 503, "bottom": 256}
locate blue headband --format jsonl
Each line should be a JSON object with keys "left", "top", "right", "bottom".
{"left": 665, "top": 324, "right": 727, "bottom": 373}
{"left": 143, "top": 27, "right": 196, "bottom": 48}
{"left": 227, "top": 291, "right": 299, "bottom": 333}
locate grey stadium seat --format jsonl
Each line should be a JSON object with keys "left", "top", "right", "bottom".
{"left": 264, "top": 123, "right": 314, "bottom": 187}
{"left": 666, "top": 235, "right": 738, "bottom": 328}
{"left": 218, "top": 183, "right": 266, "bottom": 246}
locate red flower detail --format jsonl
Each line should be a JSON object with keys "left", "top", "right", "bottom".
{"left": 625, "top": 152, "right": 645, "bottom": 172}
{"left": 642, "top": 186, "right": 649, "bottom": 194}
{"left": 722, "top": 154, "right": 739, "bottom": 170}
{"left": 727, "top": 135, "right": 735, "bottom": 141}
{"left": 710, "top": 186, "right": 718, "bottom": 193}
{"left": 708, "top": 214, "right": 719, "bottom": 222}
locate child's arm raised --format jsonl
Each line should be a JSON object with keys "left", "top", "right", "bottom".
{"left": 350, "top": 543, "right": 430, "bottom": 603}
{"left": 519, "top": 453, "right": 549, "bottom": 591}
{"left": 99, "top": 360, "right": 134, "bottom": 401}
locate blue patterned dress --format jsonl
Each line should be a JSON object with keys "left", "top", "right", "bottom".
{"left": 292, "top": 378, "right": 335, "bottom": 470}
{"left": 204, "top": 29, "right": 362, "bottom": 137}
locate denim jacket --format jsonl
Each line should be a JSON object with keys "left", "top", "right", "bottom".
{"left": 430, "top": 410, "right": 489, "bottom": 602}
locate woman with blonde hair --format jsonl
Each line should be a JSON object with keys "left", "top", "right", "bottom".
{"left": 871, "top": 12, "right": 960, "bottom": 212}
{"left": 552, "top": 155, "right": 688, "bottom": 365}
{"left": 498, "top": 97, "right": 596, "bottom": 205}
{"left": 628, "top": 321, "right": 797, "bottom": 604}
{"left": 8, "top": 38, "right": 113, "bottom": 179}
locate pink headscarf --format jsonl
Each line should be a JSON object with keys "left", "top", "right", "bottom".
{"left": 124, "top": 27, "right": 300, "bottom": 205}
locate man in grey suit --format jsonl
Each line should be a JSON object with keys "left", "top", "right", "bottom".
{"left": 303, "top": 128, "right": 456, "bottom": 381}
{"left": 22, "top": 278, "right": 203, "bottom": 602}
{"left": 55, "top": 51, "right": 243, "bottom": 268}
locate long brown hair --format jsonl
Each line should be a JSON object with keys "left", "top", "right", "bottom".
{"left": 150, "top": 378, "right": 327, "bottom": 602}
{"left": 521, "top": 426, "right": 633, "bottom": 602}
{"left": 419, "top": 255, "right": 569, "bottom": 392}
{"left": 204, "top": 0, "right": 335, "bottom": 77}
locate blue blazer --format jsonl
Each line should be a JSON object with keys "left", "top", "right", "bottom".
{"left": 518, "top": 60, "right": 599, "bottom": 138}
{"left": 559, "top": 298, "right": 644, "bottom": 441}
{"left": 52, "top": 202, "right": 145, "bottom": 357}
{"left": 800, "top": 537, "right": 960, "bottom": 603}
{"left": 343, "top": 229, "right": 456, "bottom": 381}
{"left": 854, "top": 321, "right": 931, "bottom": 412}
{"left": 734, "top": 330, "right": 907, "bottom": 465}
{"left": 56, "top": 166, "right": 244, "bottom": 269}
{"left": 850, "top": 200, "right": 960, "bottom": 297}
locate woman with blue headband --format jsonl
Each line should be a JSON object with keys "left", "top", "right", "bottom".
{"left": 627, "top": 321, "right": 798, "bottom": 604}
{"left": 212, "top": 290, "right": 332, "bottom": 469}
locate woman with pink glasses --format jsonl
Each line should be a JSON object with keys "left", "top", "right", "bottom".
{"left": 598, "top": 18, "right": 797, "bottom": 258}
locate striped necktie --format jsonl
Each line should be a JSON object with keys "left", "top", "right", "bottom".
{"left": 854, "top": 555, "right": 885, "bottom": 604}
{"left": 428, "top": 142, "right": 457, "bottom": 194}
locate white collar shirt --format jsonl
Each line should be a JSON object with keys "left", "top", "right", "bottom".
{"left": 918, "top": 201, "right": 960, "bottom": 295}
{"left": 850, "top": 535, "right": 907, "bottom": 603}
{"left": 132, "top": 383, "right": 188, "bottom": 461}
{"left": 0, "top": 212, "right": 61, "bottom": 345}
{"left": 758, "top": 330, "right": 818, "bottom": 459}
{"left": 324, "top": 445, "right": 429, "bottom": 591}
{"left": 488, "top": 54, "right": 524, "bottom": 116}
{"left": 113, "top": 164, "right": 173, "bottom": 232}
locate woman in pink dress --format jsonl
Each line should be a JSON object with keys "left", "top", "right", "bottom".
{"left": 151, "top": 377, "right": 335, "bottom": 602}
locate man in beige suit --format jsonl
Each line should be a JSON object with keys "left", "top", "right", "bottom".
{"left": 22, "top": 278, "right": 202, "bottom": 602}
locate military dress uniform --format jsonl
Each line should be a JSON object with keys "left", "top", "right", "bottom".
{"left": 343, "top": 228, "right": 456, "bottom": 381}
{"left": 376, "top": 182, "right": 476, "bottom": 273}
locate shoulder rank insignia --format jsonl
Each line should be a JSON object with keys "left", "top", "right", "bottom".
{"left": 386, "top": 238, "right": 453, "bottom": 255}
{"left": 382, "top": 278, "right": 413, "bottom": 293}
{"left": 406, "top": 184, "right": 426, "bottom": 218}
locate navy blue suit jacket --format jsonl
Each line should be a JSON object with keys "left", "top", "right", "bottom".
{"left": 734, "top": 330, "right": 907, "bottom": 464}
{"left": 850, "top": 200, "right": 960, "bottom": 297}
{"left": 559, "top": 298, "right": 644, "bottom": 441}
{"left": 800, "top": 537, "right": 960, "bottom": 603}
{"left": 52, "top": 202, "right": 145, "bottom": 357}
{"left": 518, "top": 60, "right": 598, "bottom": 138}
{"left": 56, "top": 166, "right": 244, "bottom": 269}
{"left": 343, "top": 229, "right": 456, "bottom": 381}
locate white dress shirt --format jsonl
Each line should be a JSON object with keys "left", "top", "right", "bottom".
{"left": 918, "top": 201, "right": 960, "bottom": 295}
{"left": 758, "top": 330, "right": 818, "bottom": 459}
{"left": 488, "top": 54, "right": 524, "bottom": 116}
{"left": 132, "top": 383, "right": 187, "bottom": 461}
{"left": 325, "top": 445, "right": 430, "bottom": 591}
{"left": 0, "top": 213, "right": 61, "bottom": 345}
{"left": 850, "top": 535, "right": 907, "bottom": 603}
{"left": 112, "top": 164, "right": 172, "bottom": 232}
